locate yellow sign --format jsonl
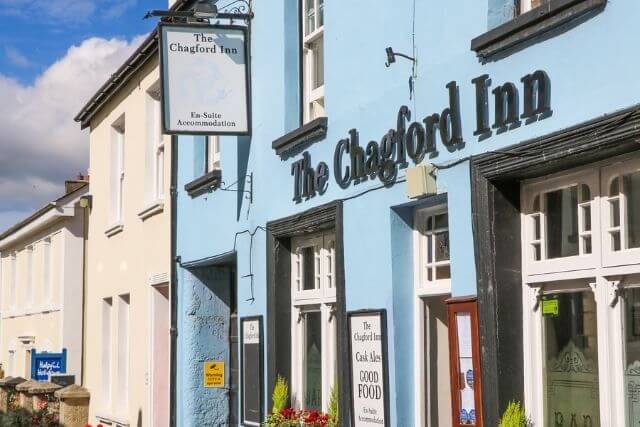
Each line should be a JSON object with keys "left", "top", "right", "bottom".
{"left": 203, "top": 361, "right": 225, "bottom": 388}
{"left": 542, "top": 298, "right": 559, "bottom": 317}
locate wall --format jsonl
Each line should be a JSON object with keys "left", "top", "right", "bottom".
{"left": 84, "top": 57, "right": 171, "bottom": 427}
{"left": 175, "top": 0, "right": 640, "bottom": 425}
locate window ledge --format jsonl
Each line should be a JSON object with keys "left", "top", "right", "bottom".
{"left": 185, "top": 169, "right": 222, "bottom": 197}
{"left": 272, "top": 117, "right": 328, "bottom": 156}
{"left": 137, "top": 200, "right": 164, "bottom": 221}
{"left": 105, "top": 223, "right": 124, "bottom": 238}
{"left": 96, "top": 413, "right": 130, "bottom": 427}
{"left": 471, "top": 0, "right": 605, "bottom": 59}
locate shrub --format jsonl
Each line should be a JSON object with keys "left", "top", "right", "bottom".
{"left": 499, "top": 401, "right": 531, "bottom": 427}
{"left": 272, "top": 376, "right": 289, "bottom": 415}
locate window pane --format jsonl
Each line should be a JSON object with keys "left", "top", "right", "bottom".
{"left": 545, "top": 186, "right": 579, "bottom": 258}
{"left": 436, "top": 265, "right": 451, "bottom": 280}
{"left": 624, "top": 288, "right": 640, "bottom": 425}
{"left": 612, "top": 231, "right": 622, "bottom": 252}
{"left": 311, "top": 38, "right": 324, "bottom": 89}
{"left": 580, "top": 184, "right": 591, "bottom": 202}
{"left": 583, "top": 236, "right": 592, "bottom": 254}
{"left": 582, "top": 205, "right": 591, "bottom": 232}
{"left": 455, "top": 313, "right": 475, "bottom": 425}
{"left": 533, "top": 243, "right": 541, "bottom": 261}
{"left": 435, "top": 213, "right": 448, "bottom": 229}
{"left": 302, "top": 247, "right": 315, "bottom": 290}
{"left": 305, "top": 312, "right": 322, "bottom": 410}
{"left": 435, "top": 231, "right": 450, "bottom": 262}
{"left": 427, "top": 235, "right": 433, "bottom": 264}
{"left": 318, "top": 0, "right": 324, "bottom": 27}
{"left": 533, "top": 215, "right": 541, "bottom": 240}
{"left": 611, "top": 177, "right": 620, "bottom": 196}
{"left": 533, "top": 195, "right": 540, "bottom": 212}
{"left": 624, "top": 172, "right": 640, "bottom": 249}
{"left": 305, "top": 0, "right": 315, "bottom": 35}
{"left": 611, "top": 199, "right": 621, "bottom": 228}
{"left": 543, "top": 291, "right": 600, "bottom": 425}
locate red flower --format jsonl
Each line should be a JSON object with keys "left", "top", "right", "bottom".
{"left": 304, "top": 410, "right": 320, "bottom": 423}
{"left": 280, "top": 407, "right": 296, "bottom": 420}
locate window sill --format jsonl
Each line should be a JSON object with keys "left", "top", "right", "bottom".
{"left": 184, "top": 169, "right": 222, "bottom": 197}
{"left": 272, "top": 117, "right": 328, "bottom": 157}
{"left": 96, "top": 413, "right": 130, "bottom": 427}
{"left": 137, "top": 200, "right": 164, "bottom": 221}
{"left": 470, "top": 0, "right": 605, "bottom": 59}
{"left": 105, "top": 223, "right": 124, "bottom": 238}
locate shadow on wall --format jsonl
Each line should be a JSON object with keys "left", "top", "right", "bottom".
{"left": 237, "top": 136, "right": 252, "bottom": 221}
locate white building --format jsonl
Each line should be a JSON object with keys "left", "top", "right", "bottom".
{"left": 0, "top": 179, "right": 88, "bottom": 381}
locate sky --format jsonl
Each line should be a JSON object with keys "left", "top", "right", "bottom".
{"left": 0, "top": 0, "right": 166, "bottom": 232}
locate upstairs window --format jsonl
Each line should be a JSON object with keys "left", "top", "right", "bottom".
{"left": 302, "top": 0, "right": 325, "bottom": 123}
{"left": 110, "top": 116, "right": 125, "bottom": 225}
{"left": 43, "top": 238, "right": 52, "bottom": 304}
{"left": 146, "top": 84, "right": 164, "bottom": 203}
{"left": 26, "top": 245, "right": 33, "bottom": 307}
{"left": 9, "top": 252, "right": 16, "bottom": 308}
{"left": 206, "top": 136, "right": 221, "bottom": 173}
{"left": 518, "top": 0, "right": 549, "bottom": 14}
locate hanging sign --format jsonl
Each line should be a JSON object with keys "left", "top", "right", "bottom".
{"left": 348, "top": 310, "right": 390, "bottom": 427}
{"left": 30, "top": 348, "right": 67, "bottom": 381}
{"left": 203, "top": 360, "right": 225, "bottom": 388}
{"left": 159, "top": 23, "right": 250, "bottom": 135}
{"left": 241, "top": 316, "right": 263, "bottom": 426}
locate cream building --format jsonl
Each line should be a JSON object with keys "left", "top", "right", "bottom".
{"left": 0, "top": 179, "right": 89, "bottom": 381}
{"left": 75, "top": 34, "right": 171, "bottom": 427}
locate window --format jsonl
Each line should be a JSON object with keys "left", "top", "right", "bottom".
{"left": 26, "top": 246, "right": 33, "bottom": 307}
{"left": 9, "top": 252, "right": 16, "bottom": 308}
{"left": 416, "top": 209, "right": 451, "bottom": 290}
{"left": 518, "top": 0, "right": 549, "bottom": 14}
{"left": 110, "top": 116, "right": 125, "bottom": 225}
{"left": 146, "top": 85, "right": 164, "bottom": 202}
{"left": 117, "top": 294, "right": 130, "bottom": 410}
{"left": 102, "top": 297, "right": 113, "bottom": 408}
{"left": 43, "top": 238, "right": 52, "bottom": 304}
{"left": 605, "top": 171, "right": 640, "bottom": 252}
{"left": 206, "top": 136, "right": 220, "bottom": 173}
{"left": 291, "top": 232, "right": 336, "bottom": 410}
{"left": 302, "top": 0, "right": 325, "bottom": 123}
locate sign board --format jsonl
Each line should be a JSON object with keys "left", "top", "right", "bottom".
{"left": 30, "top": 348, "right": 67, "bottom": 381}
{"left": 348, "top": 310, "right": 390, "bottom": 427}
{"left": 203, "top": 361, "right": 225, "bottom": 388}
{"left": 241, "top": 316, "right": 263, "bottom": 426}
{"left": 159, "top": 23, "right": 250, "bottom": 135}
{"left": 542, "top": 297, "right": 559, "bottom": 317}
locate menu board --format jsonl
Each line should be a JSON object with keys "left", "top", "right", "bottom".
{"left": 241, "top": 317, "right": 263, "bottom": 426}
{"left": 348, "top": 310, "right": 390, "bottom": 427}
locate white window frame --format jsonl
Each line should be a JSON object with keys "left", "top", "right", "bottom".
{"left": 110, "top": 116, "right": 125, "bottom": 226}
{"left": 43, "top": 237, "right": 52, "bottom": 305}
{"left": 412, "top": 205, "right": 452, "bottom": 427}
{"left": 206, "top": 136, "right": 221, "bottom": 173}
{"left": 101, "top": 297, "right": 113, "bottom": 410}
{"left": 149, "top": 88, "right": 165, "bottom": 202}
{"left": 26, "top": 245, "right": 33, "bottom": 308}
{"left": 290, "top": 231, "right": 336, "bottom": 411}
{"left": 301, "top": 0, "right": 325, "bottom": 123}
{"left": 520, "top": 154, "right": 640, "bottom": 426}
{"left": 522, "top": 167, "right": 599, "bottom": 277}
{"left": 518, "top": 0, "right": 548, "bottom": 14}
{"left": 117, "top": 294, "right": 130, "bottom": 413}
{"left": 9, "top": 252, "right": 16, "bottom": 310}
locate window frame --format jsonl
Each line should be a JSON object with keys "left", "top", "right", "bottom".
{"left": 206, "top": 135, "right": 221, "bottom": 173}
{"left": 522, "top": 167, "right": 599, "bottom": 277}
{"left": 110, "top": 117, "right": 125, "bottom": 226}
{"left": 415, "top": 206, "right": 452, "bottom": 296}
{"left": 290, "top": 231, "right": 337, "bottom": 411}
{"left": 301, "top": 0, "right": 325, "bottom": 124}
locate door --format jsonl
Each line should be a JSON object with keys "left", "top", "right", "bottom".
{"left": 424, "top": 295, "right": 452, "bottom": 426}
{"left": 151, "top": 284, "right": 170, "bottom": 427}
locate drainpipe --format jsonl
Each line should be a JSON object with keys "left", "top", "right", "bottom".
{"left": 169, "top": 134, "right": 179, "bottom": 427}
{"left": 79, "top": 194, "right": 91, "bottom": 386}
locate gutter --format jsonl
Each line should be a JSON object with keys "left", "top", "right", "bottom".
{"left": 169, "top": 135, "right": 179, "bottom": 427}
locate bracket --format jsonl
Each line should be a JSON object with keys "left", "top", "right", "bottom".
{"left": 610, "top": 279, "right": 624, "bottom": 308}
{"left": 219, "top": 172, "right": 253, "bottom": 204}
{"left": 385, "top": 47, "right": 415, "bottom": 67}
{"left": 144, "top": 0, "right": 253, "bottom": 23}
{"left": 532, "top": 286, "right": 544, "bottom": 311}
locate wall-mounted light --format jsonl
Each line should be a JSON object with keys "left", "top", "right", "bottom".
{"left": 385, "top": 47, "right": 415, "bottom": 68}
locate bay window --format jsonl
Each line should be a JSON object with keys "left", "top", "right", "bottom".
{"left": 302, "top": 0, "right": 325, "bottom": 123}
{"left": 291, "top": 231, "right": 336, "bottom": 410}
{"left": 521, "top": 154, "right": 640, "bottom": 426}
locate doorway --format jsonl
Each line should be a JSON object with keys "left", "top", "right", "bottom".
{"left": 424, "top": 295, "right": 452, "bottom": 427}
{"left": 151, "top": 284, "right": 170, "bottom": 427}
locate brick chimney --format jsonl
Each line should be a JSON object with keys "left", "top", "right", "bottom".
{"left": 65, "top": 173, "right": 89, "bottom": 194}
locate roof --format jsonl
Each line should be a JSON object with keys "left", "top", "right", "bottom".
{"left": 0, "top": 182, "right": 88, "bottom": 242}
{"left": 74, "top": 0, "right": 192, "bottom": 129}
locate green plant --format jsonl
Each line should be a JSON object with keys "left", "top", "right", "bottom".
{"left": 272, "top": 375, "right": 289, "bottom": 415}
{"left": 499, "top": 401, "right": 531, "bottom": 427}
{"left": 327, "top": 385, "right": 338, "bottom": 427}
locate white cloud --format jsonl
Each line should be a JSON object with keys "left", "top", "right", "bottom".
{"left": 0, "top": 35, "right": 146, "bottom": 231}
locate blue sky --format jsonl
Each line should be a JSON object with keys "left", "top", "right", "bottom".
{"left": 0, "top": 0, "right": 168, "bottom": 232}
{"left": 0, "top": 0, "right": 162, "bottom": 84}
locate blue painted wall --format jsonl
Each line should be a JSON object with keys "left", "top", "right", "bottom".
{"left": 175, "top": 0, "right": 640, "bottom": 425}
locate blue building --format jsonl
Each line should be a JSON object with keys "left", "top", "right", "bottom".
{"left": 171, "top": 0, "right": 640, "bottom": 425}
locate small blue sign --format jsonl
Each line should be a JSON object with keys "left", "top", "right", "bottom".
{"left": 30, "top": 349, "right": 67, "bottom": 381}
{"left": 460, "top": 409, "right": 470, "bottom": 424}
{"left": 466, "top": 369, "right": 474, "bottom": 388}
